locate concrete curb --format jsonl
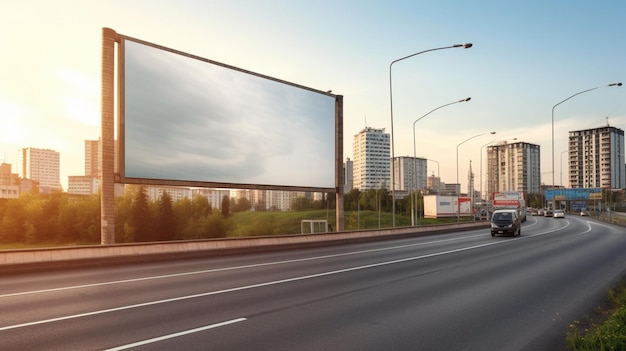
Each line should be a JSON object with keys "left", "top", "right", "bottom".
{"left": 0, "top": 222, "right": 488, "bottom": 274}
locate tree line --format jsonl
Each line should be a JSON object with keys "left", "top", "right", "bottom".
{"left": 0, "top": 186, "right": 337, "bottom": 246}
{"left": 7, "top": 185, "right": 553, "bottom": 246}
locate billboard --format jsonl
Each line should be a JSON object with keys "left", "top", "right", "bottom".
{"left": 118, "top": 36, "right": 339, "bottom": 191}
{"left": 492, "top": 191, "right": 525, "bottom": 208}
{"left": 545, "top": 188, "right": 602, "bottom": 201}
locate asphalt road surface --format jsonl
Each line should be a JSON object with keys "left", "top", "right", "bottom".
{"left": 2, "top": 215, "right": 626, "bottom": 350}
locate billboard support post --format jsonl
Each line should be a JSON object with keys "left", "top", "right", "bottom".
{"left": 335, "top": 95, "right": 344, "bottom": 231}
{"left": 101, "top": 28, "right": 118, "bottom": 245}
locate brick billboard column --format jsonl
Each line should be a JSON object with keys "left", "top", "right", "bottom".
{"left": 335, "top": 95, "right": 344, "bottom": 231}
{"left": 101, "top": 28, "right": 118, "bottom": 245}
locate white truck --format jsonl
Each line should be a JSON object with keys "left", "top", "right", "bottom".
{"left": 424, "top": 195, "right": 472, "bottom": 218}
{"left": 492, "top": 191, "right": 527, "bottom": 222}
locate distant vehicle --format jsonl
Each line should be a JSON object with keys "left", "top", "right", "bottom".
{"left": 580, "top": 210, "right": 589, "bottom": 216}
{"left": 491, "top": 209, "right": 521, "bottom": 237}
{"left": 537, "top": 208, "right": 545, "bottom": 216}
{"left": 475, "top": 209, "right": 490, "bottom": 221}
{"left": 553, "top": 209, "right": 565, "bottom": 218}
{"left": 544, "top": 209, "right": 554, "bottom": 217}
{"left": 492, "top": 191, "right": 527, "bottom": 222}
{"left": 424, "top": 195, "right": 472, "bottom": 219}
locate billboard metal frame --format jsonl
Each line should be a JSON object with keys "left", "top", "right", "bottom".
{"left": 101, "top": 28, "right": 344, "bottom": 244}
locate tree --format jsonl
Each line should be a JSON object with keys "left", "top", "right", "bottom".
{"left": 115, "top": 188, "right": 135, "bottom": 243}
{"left": 527, "top": 193, "right": 545, "bottom": 209}
{"left": 131, "top": 187, "right": 153, "bottom": 242}
{"left": 0, "top": 198, "right": 27, "bottom": 244}
{"left": 232, "top": 197, "right": 251, "bottom": 213}
{"left": 22, "top": 199, "right": 43, "bottom": 244}
{"left": 156, "top": 191, "right": 177, "bottom": 241}
{"left": 221, "top": 195, "right": 230, "bottom": 217}
{"left": 344, "top": 189, "right": 361, "bottom": 211}
{"left": 40, "top": 191, "right": 67, "bottom": 241}
{"left": 292, "top": 196, "right": 314, "bottom": 211}
{"left": 191, "top": 194, "right": 211, "bottom": 219}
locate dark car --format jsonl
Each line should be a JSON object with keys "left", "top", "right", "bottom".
{"left": 491, "top": 209, "right": 521, "bottom": 237}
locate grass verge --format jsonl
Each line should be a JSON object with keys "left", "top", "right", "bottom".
{"left": 567, "top": 280, "right": 626, "bottom": 350}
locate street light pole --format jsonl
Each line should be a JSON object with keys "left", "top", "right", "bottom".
{"left": 411, "top": 97, "right": 471, "bottom": 226}
{"left": 389, "top": 43, "right": 472, "bottom": 227}
{"left": 457, "top": 132, "right": 496, "bottom": 222}
{"left": 560, "top": 150, "right": 568, "bottom": 188}
{"left": 551, "top": 82, "right": 622, "bottom": 193}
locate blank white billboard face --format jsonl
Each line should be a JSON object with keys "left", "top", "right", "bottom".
{"left": 121, "top": 38, "right": 336, "bottom": 189}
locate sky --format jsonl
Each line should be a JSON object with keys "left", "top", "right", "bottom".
{"left": 1, "top": 0, "right": 625, "bottom": 192}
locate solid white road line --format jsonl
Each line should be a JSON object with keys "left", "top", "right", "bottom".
{"left": 103, "top": 318, "right": 247, "bottom": 351}
{"left": 0, "top": 224, "right": 574, "bottom": 332}
{"left": 0, "top": 232, "right": 486, "bottom": 298}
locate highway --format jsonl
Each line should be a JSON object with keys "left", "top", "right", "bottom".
{"left": 2, "top": 215, "right": 626, "bottom": 350}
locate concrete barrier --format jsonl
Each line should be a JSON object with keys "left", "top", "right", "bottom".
{"left": 0, "top": 222, "right": 488, "bottom": 274}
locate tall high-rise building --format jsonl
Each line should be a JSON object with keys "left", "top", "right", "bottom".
{"left": 352, "top": 127, "right": 390, "bottom": 190}
{"left": 486, "top": 141, "right": 540, "bottom": 196}
{"left": 0, "top": 162, "right": 20, "bottom": 199}
{"left": 343, "top": 158, "right": 353, "bottom": 191}
{"left": 0, "top": 162, "right": 12, "bottom": 185}
{"left": 20, "top": 147, "right": 61, "bottom": 192}
{"left": 69, "top": 138, "right": 120, "bottom": 195}
{"left": 568, "top": 125, "right": 625, "bottom": 189}
{"left": 84, "top": 138, "right": 118, "bottom": 176}
{"left": 85, "top": 139, "right": 101, "bottom": 177}
{"left": 427, "top": 173, "right": 442, "bottom": 193}
{"left": 391, "top": 156, "right": 427, "bottom": 193}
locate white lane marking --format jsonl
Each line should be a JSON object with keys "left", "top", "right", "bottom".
{"left": 1, "top": 223, "right": 573, "bottom": 299}
{"left": 103, "top": 318, "right": 247, "bottom": 351}
{"left": 523, "top": 215, "right": 540, "bottom": 228}
{"left": 0, "top": 225, "right": 574, "bottom": 332}
{"left": 582, "top": 221, "right": 593, "bottom": 234}
{"left": 0, "top": 232, "right": 485, "bottom": 299}
{"left": 586, "top": 220, "right": 625, "bottom": 231}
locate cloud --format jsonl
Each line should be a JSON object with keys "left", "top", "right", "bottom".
{"left": 122, "top": 39, "right": 335, "bottom": 188}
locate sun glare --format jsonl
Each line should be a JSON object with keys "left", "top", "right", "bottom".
{"left": 0, "top": 100, "right": 30, "bottom": 144}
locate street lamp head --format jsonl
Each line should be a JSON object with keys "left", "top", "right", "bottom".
{"left": 460, "top": 97, "right": 472, "bottom": 102}
{"left": 490, "top": 131, "right": 496, "bottom": 135}
{"left": 453, "top": 43, "right": 473, "bottom": 48}
{"left": 609, "top": 82, "right": 622, "bottom": 87}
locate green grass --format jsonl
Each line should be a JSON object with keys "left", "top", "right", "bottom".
{"left": 227, "top": 209, "right": 474, "bottom": 237}
{"left": 0, "top": 210, "right": 477, "bottom": 249}
{"left": 567, "top": 282, "right": 626, "bottom": 350}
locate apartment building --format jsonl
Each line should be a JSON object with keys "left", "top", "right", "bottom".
{"left": 568, "top": 125, "right": 625, "bottom": 189}
{"left": 486, "top": 141, "right": 541, "bottom": 196}
{"left": 352, "top": 127, "right": 390, "bottom": 190}
{"left": 20, "top": 147, "right": 62, "bottom": 192}
{"left": 391, "top": 156, "right": 427, "bottom": 193}
{"left": 69, "top": 138, "right": 120, "bottom": 195}
{"left": 0, "top": 162, "right": 20, "bottom": 199}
